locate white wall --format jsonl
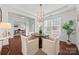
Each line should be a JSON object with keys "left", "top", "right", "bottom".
{"left": 25, "top": 23, "right": 29, "bottom": 35}
{"left": 76, "top": 21, "right": 79, "bottom": 50}
{"left": 60, "top": 8, "right": 76, "bottom": 43}
{"left": 45, "top": 7, "right": 77, "bottom": 43}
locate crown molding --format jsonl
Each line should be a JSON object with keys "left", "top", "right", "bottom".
{"left": 44, "top": 5, "right": 76, "bottom": 18}
{"left": 0, "top": 5, "right": 36, "bottom": 19}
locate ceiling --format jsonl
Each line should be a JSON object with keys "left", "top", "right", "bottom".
{"left": 4, "top": 4, "right": 67, "bottom": 17}
{"left": 2, "top": 4, "right": 79, "bottom": 22}
{"left": 8, "top": 12, "right": 34, "bottom": 23}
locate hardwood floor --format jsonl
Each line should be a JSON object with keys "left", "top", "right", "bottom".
{"left": 1, "top": 36, "right": 79, "bottom": 55}
{"left": 8, "top": 36, "right": 22, "bottom": 55}
{"left": 1, "top": 36, "right": 22, "bottom": 55}
{"left": 1, "top": 45, "right": 9, "bottom": 55}
{"left": 35, "top": 49, "right": 47, "bottom": 55}
{"left": 1, "top": 36, "right": 46, "bottom": 55}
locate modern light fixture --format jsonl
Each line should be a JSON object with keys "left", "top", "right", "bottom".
{"left": 37, "top": 4, "right": 44, "bottom": 22}
{"left": 0, "top": 8, "right": 12, "bottom": 29}
{"left": 0, "top": 22, "right": 12, "bottom": 29}
{"left": 37, "top": 4, "right": 44, "bottom": 27}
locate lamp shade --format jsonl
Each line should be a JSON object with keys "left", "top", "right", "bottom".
{"left": 0, "top": 22, "right": 12, "bottom": 29}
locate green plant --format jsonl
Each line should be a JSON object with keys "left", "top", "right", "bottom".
{"left": 62, "top": 20, "right": 74, "bottom": 42}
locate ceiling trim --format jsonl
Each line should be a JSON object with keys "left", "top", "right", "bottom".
{"left": 44, "top": 5, "right": 76, "bottom": 18}
{"left": 1, "top": 5, "right": 36, "bottom": 19}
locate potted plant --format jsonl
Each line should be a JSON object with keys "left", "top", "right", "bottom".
{"left": 62, "top": 20, "right": 74, "bottom": 43}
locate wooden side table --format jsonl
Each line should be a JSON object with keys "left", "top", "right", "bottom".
{"left": 59, "top": 41, "right": 79, "bottom": 55}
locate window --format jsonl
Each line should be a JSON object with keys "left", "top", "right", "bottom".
{"left": 44, "top": 16, "right": 61, "bottom": 38}
{"left": 51, "top": 17, "right": 61, "bottom": 38}
{"left": 29, "top": 19, "right": 35, "bottom": 33}
{"left": 44, "top": 19, "right": 51, "bottom": 35}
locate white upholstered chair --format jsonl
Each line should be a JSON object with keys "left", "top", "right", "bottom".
{"left": 42, "top": 36, "right": 59, "bottom": 55}
{"left": 21, "top": 35, "right": 28, "bottom": 55}
{"left": 21, "top": 35, "right": 39, "bottom": 55}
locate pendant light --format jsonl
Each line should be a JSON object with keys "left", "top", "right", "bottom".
{"left": 0, "top": 22, "right": 11, "bottom": 29}
{"left": 37, "top": 4, "right": 44, "bottom": 23}
{"left": 0, "top": 8, "right": 11, "bottom": 29}
{"left": 37, "top": 4, "right": 44, "bottom": 29}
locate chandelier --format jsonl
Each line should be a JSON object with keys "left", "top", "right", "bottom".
{"left": 0, "top": 22, "right": 11, "bottom": 29}
{"left": 37, "top": 4, "right": 44, "bottom": 27}
{"left": 0, "top": 8, "right": 11, "bottom": 29}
